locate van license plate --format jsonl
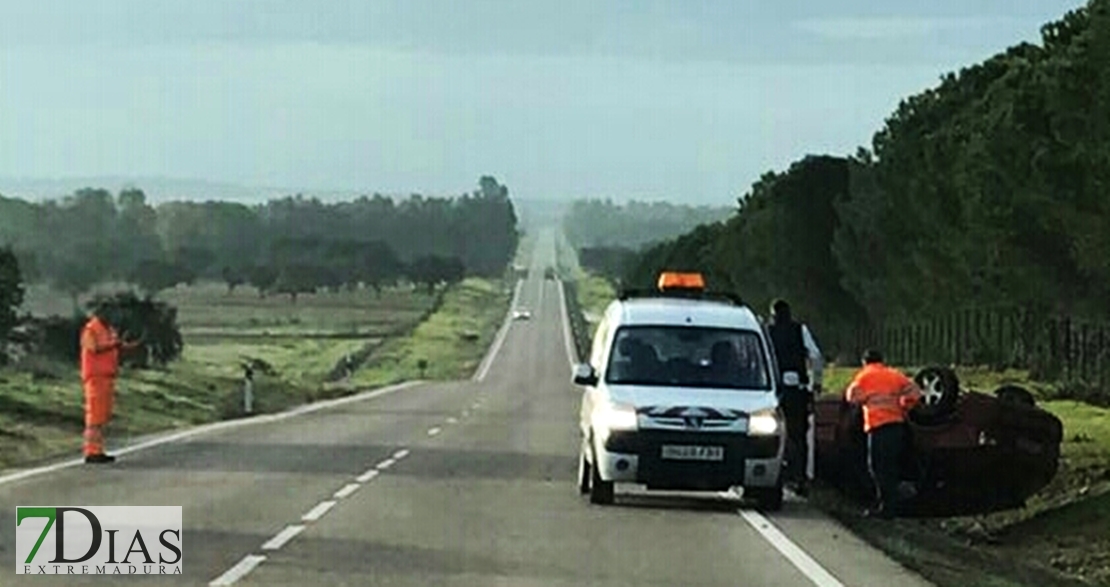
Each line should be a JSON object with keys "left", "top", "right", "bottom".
{"left": 661, "top": 445, "right": 724, "bottom": 461}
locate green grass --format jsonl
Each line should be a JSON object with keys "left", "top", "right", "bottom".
{"left": 351, "top": 278, "right": 513, "bottom": 388}
{"left": 0, "top": 277, "right": 510, "bottom": 471}
{"left": 819, "top": 363, "right": 1110, "bottom": 586}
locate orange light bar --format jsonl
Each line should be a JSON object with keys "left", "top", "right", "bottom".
{"left": 657, "top": 271, "right": 705, "bottom": 291}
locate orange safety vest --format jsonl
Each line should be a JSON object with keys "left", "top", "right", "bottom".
{"left": 81, "top": 317, "right": 120, "bottom": 380}
{"left": 845, "top": 363, "right": 921, "bottom": 433}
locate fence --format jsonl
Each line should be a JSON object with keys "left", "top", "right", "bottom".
{"left": 846, "top": 306, "right": 1110, "bottom": 388}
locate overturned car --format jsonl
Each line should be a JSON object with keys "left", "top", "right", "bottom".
{"left": 813, "top": 366, "right": 1064, "bottom": 517}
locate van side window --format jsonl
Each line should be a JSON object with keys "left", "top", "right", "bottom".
{"left": 590, "top": 317, "right": 610, "bottom": 371}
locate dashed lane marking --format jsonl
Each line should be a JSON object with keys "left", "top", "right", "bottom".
{"left": 427, "top": 427, "right": 442, "bottom": 436}
{"left": 261, "top": 525, "right": 304, "bottom": 551}
{"left": 392, "top": 449, "right": 410, "bottom": 460}
{"left": 301, "top": 500, "right": 336, "bottom": 523}
{"left": 334, "top": 483, "right": 360, "bottom": 500}
{"left": 356, "top": 469, "right": 380, "bottom": 483}
{"left": 376, "top": 458, "right": 396, "bottom": 470}
{"left": 208, "top": 554, "right": 266, "bottom": 586}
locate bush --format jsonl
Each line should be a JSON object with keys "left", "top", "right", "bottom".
{"left": 87, "top": 292, "right": 184, "bottom": 367}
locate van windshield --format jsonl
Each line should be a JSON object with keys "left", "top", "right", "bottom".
{"left": 605, "top": 325, "right": 771, "bottom": 390}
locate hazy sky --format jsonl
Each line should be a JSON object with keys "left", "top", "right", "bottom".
{"left": 0, "top": 1, "right": 1087, "bottom": 204}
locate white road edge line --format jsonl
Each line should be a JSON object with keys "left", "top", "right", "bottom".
{"left": 446, "top": 417, "right": 458, "bottom": 424}
{"left": 356, "top": 469, "right": 380, "bottom": 483}
{"left": 301, "top": 500, "right": 337, "bottom": 523}
{"left": 334, "top": 483, "right": 360, "bottom": 500}
{"left": 393, "top": 449, "right": 410, "bottom": 460}
{"left": 376, "top": 458, "right": 396, "bottom": 470}
{"left": 208, "top": 554, "right": 266, "bottom": 586}
{"left": 0, "top": 380, "right": 422, "bottom": 487}
{"left": 738, "top": 509, "right": 846, "bottom": 587}
{"left": 261, "top": 525, "right": 304, "bottom": 551}
{"left": 427, "top": 427, "right": 442, "bottom": 436}
{"left": 472, "top": 278, "right": 522, "bottom": 382}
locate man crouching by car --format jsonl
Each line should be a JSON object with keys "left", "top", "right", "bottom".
{"left": 845, "top": 349, "right": 923, "bottom": 518}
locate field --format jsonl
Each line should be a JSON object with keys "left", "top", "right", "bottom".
{"left": 0, "top": 278, "right": 512, "bottom": 472}
{"left": 557, "top": 256, "right": 1110, "bottom": 586}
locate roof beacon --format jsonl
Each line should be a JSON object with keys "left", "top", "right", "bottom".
{"left": 657, "top": 272, "right": 705, "bottom": 292}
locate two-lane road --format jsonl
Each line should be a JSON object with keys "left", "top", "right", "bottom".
{"left": 0, "top": 229, "right": 932, "bottom": 587}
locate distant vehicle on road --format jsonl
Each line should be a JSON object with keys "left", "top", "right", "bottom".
{"left": 813, "top": 366, "right": 1063, "bottom": 517}
{"left": 513, "top": 309, "right": 532, "bottom": 320}
{"left": 572, "top": 271, "right": 786, "bottom": 510}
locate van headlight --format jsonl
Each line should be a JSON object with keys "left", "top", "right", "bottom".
{"left": 748, "top": 409, "right": 780, "bottom": 436}
{"left": 593, "top": 402, "right": 639, "bottom": 433}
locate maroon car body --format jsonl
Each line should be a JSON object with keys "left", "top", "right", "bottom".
{"left": 813, "top": 367, "right": 1064, "bottom": 517}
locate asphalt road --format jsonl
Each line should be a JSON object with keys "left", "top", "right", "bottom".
{"left": 0, "top": 229, "right": 933, "bottom": 587}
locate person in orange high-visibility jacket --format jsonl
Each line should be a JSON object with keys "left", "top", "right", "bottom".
{"left": 80, "top": 305, "right": 140, "bottom": 464}
{"left": 845, "top": 349, "right": 923, "bottom": 518}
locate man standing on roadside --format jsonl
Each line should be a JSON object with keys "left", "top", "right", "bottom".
{"left": 845, "top": 349, "right": 923, "bottom": 518}
{"left": 766, "top": 299, "right": 824, "bottom": 497}
{"left": 80, "top": 304, "right": 140, "bottom": 464}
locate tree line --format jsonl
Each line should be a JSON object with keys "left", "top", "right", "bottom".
{"left": 604, "top": 1, "right": 1110, "bottom": 360}
{"left": 0, "top": 176, "right": 519, "bottom": 304}
{"left": 561, "top": 199, "right": 733, "bottom": 250}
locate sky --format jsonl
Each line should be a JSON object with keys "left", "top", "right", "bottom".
{"left": 0, "top": 1, "right": 1089, "bottom": 205}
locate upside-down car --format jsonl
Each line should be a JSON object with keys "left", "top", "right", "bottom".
{"left": 813, "top": 366, "right": 1064, "bottom": 517}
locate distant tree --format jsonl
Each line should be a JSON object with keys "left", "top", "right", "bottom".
{"left": 247, "top": 265, "right": 279, "bottom": 298}
{"left": 0, "top": 246, "right": 24, "bottom": 348}
{"left": 171, "top": 246, "right": 215, "bottom": 281}
{"left": 129, "top": 259, "right": 193, "bottom": 296}
{"left": 273, "top": 264, "right": 318, "bottom": 303}
{"left": 51, "top": 257, "right": 102, "bottom": 310}
{"left": 221, "top": 265, "right": 245, "bottom": 294}
{"left": 359, "top": 241, "right": 402, "bottom": 297}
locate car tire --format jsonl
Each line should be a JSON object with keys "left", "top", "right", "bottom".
{"left": 578, "top": 452, "right": 592, "bottom": 495}
{"left": 748, "top": 484, "right": 784, "bottom": 512}
{"left": 911, "top": 366, "right": 960, "bottom": 425}
{"left": 995, "top": 384, "right": 1036, "bottom": 407}
{"left": 589, "top": 449, "right": 615, "bottom": 505}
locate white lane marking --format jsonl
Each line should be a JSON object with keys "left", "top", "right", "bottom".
{"left": 301, "top": 500, "right": 337, "bottom": 522}
{"left": 462, "top": 410, "right": 470, "bottom": 417}
{"left": 738, "top": 509, "right": 846, "bottom": 587}
{"left": 472, "top": 278, "right": 522, "bottom": 382}
{"left": 393, "top": 449, "right": 410, "bottom": 460}
{"left": 334, "top": 483, "right": 360, "bottom": 500}
{"left": 446, "top": 417, "right": 458, "bottom": 424}
{"left": 0, "top": 381, "right": 421, "bottom": 487}
{"left": 261, "top": 525, "right": 304, "bottom": 551}
{"left": 555, "top": 276, "right": 577, "bottom": 368}
{"left": 376, "top": 458, "right": 396, "bottom": 470}
{"left": 209, "top": 554, "right": 266, "bottom": 586}
{"left": 356, "top": 469, "right": 380, "bottom": 483}
{"left": 427, "top": 427, "right": 442, "bottom": 436}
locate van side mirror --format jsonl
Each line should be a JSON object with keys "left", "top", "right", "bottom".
{"left": 573, "top": 363, "right": 598, "bottom": 386}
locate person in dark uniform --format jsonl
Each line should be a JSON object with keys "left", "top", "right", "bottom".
{"left": 766, "top": 299, "right": 824, "bottom": 497}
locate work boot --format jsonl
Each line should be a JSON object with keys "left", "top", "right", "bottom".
{"left": 85, "top": 454, "right": 116, "bottom": 464}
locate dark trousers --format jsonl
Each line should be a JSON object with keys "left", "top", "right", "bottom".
{"left": 867, "top": 422, "right": 907, "bottom": 513}
{"left": 779, "top": 386, "right": 811, "bottom": 484}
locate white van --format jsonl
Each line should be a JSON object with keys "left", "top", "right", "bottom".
{"left": 573, "top": 272, "right": 785, "bottom": 510}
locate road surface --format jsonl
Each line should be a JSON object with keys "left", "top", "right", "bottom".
{"left": 0, "top": 229, "right": 932, "bottom": 587}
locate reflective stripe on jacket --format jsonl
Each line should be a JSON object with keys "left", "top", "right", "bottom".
{"left": 845, "top": 363, "right": 921, "bottom": 433}
{"left": 81, "top": 317, "right": 120, "bottom": 380}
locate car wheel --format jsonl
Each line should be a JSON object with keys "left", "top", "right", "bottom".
{"left": 578, "top": 452, "right": 591, "bottom": 495}
{"left": 748, "top": 485, "right": 783, "bottom": 512}
{"left": 995, "top": 384, "right": 1036, "bottom": 407}
{"left": 589, "top": 449, "right": 615, "bottom": 505}
{"left": 911, "top": 366, "right": 960, "bottom": 425}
